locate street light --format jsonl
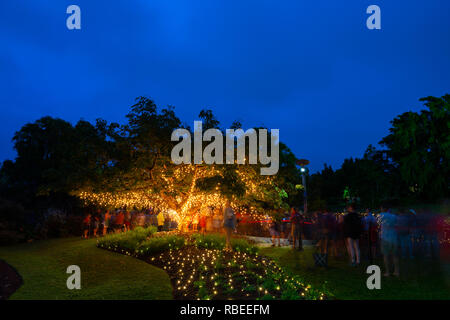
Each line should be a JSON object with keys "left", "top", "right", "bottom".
{"left": 296, "top": 159, "right": 310, "bottom": 214}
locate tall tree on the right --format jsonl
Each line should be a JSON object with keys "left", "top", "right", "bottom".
{"left": 380, "top": 94, "right": 450, "bottom": 201}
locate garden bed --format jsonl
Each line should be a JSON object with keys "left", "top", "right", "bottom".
{"left": 96, "top": 229, "right": 327, "bottom": 300}
{"left": 0, "top": 259, "right": 23, "bottom": 300}
{"left": 148, "top": 246, "right": 324, "bottom": 300}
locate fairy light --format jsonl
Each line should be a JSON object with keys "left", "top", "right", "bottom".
{"left": 74, "top": 161, "right": 284, "bottom": 229}
{"left": 99, "top": 228, "right": 326, "bottom": 300}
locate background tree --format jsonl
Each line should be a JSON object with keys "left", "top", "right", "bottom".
{"left": 308, "top": 94, "right": 450, "bottom": 210}
{"left": 380, "top": 95, "right": 450, "bottom": 200}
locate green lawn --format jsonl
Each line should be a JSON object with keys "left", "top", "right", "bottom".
{"left": 261, "top": 246, "right": 450, "bottom": 300}
{"left": 0, "top": 237, "right": 173, "bottom": 300}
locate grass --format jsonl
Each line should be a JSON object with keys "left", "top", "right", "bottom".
{"left": 3, "top": 235, "right": 448, "bottom": 300}
{"left": 260, "top": 246, "right": 450, "bottom": 300}
{"left": 0, "top": 237, "right": 173, "bottom": 300}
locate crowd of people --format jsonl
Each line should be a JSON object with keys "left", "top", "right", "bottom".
{"left": 81, "top": 205, "right": 233, "bottom": 238}
{"left": 81, "top": 209, "right": 174, "bottom": 238}
{"left": 267, "top": 203, "right": 447, "bottom": 275}
{"left": 81, "top": 203, "right": 447, "bottom": 276}
{"left": 177, "top": 207, "right": 226, "bottom": 234}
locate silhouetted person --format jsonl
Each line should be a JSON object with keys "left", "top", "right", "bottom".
{"left": 343, "top": 204, "right": 362, "bottom": 266}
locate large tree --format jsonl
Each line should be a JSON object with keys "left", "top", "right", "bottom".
{"left": 70, "top": 97, "right": 302, "bottom": 224}
{"left": 307, "top": 94, "right": 450, "bottom": 210}
{"left": 380, "top": 95, "right": 450, "bottom": 200}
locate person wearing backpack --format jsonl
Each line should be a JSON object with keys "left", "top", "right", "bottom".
{"left": 223, "top": 200, "right": 237, "bottom": 251}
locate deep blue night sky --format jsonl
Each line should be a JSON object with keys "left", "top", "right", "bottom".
{"left": 1, "top": 1, "right": 449, "bottom": 172}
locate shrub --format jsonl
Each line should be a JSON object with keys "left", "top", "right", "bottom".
{"left": 137, "top": 235, "right": 185, "bottom": 256}
{"left": 193, "top": 233, "right": 225, "bottom": 249}
{"left": 197, "top": 286, "right": 209, "bottom": 300}
{"left": 280, "top": 288, "right": 301, "bottom": 300}
{"left": 192, "top": 233, "right": 258, "bottom": 254}
{"left": 97, "top": 226, "right": 157, "bottom": 252}
{"left": 230, "top": 238, "right": 258, "bottom": 254}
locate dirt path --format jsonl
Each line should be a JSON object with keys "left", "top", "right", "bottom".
{"left": 0, "top": 259, "right": 22, "bottom": 300}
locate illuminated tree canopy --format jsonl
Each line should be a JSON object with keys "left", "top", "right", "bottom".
{"left": 62, "top": 97, "right": 304, "bottom": 221}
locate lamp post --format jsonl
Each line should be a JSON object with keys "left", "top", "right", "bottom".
{"left": 296, "top": 159, "right": 310, "bottom": 214}
{"left": 300, "top": 167, "right": 307, "bottom": 214}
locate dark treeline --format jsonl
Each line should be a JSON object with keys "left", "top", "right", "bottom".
{"left": 308, "top": 95, "right": 450, "bottom": 211}
{"left": 0, "top": 94, "right": 448, "bottom": 243}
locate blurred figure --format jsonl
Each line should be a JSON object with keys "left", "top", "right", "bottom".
{"left": 192, "top": 213, "right": 199, "bottom": 232}
{"left": 130, "top": 210, "right": 137, "bottom": 230}
{"left": 199, "top": 214, "right": 207, "bottom": 235}
{"left": 409, "top": 209, "right": 421, "bottom": 257}
{"left": 223, "top": 201, "right": 237, "bottom": 250}
{"left": 213, "top": 208, "right": 222, "bottom": 233}
{"left": 157, "top": 210, "right": 165, "bottom": 232}
{"left": 151, "top": 211, "right": 158, "bottom": 227}
{"left": 164, "top": 212, "right": 171, "bottom": 230}
{"left": 103, "top": 210, "right": 111, "bottom": 236}
{"left": 206, "top": 209, "right": 213, "bottom": 233}
{"left": 327, "top": 211, "right": 339, "bottom": 258}
{"left": 179, "top": 217, "right": 188, "bottom": 232}
{"left": 315, "top": 210, "right": 329, "bottom": 255}
{"left": 124, "top": 210, "right": 131, "bottom": 232}
{"left": 144, "top": 210, "right": 152, "bottom": 228}
{"left": 110, "top": 211, "right": 117, "bottom": 231}
{"left": 397, "top": 209, "right": 413, "bottom": 259}
{"left": 343, "top": 204, "right": 362, "bottom": 266}
{"left": 336, "top": 213, "right": 345, "bottom": 257}
{"left": 135, "top": 210, "right": 145, "bottom": 228}
{"left": 115, "top": 210, "right": 125, "bottom": 233}
{"left": 290, "top": 207, "right": 304, "bottom": 251}
{"left": 282, "top": 210, "right": 291, "bottom": 243}
{"left": 170, "top": 216, "right": 178, "bottom": 230}
{"left": 269, "top": 215, "right": 281, "bottom": 247}
{"left": 362, "top": 209, "right": 378, "bottom": 263}
{"left": 92, "top": 215, "right": 100, "bottom": 237}
{"left": 424, "top": 212, "right": 440, "bottom": 259}
{"left": 82, "top": 213, "right": 91, "bottom": 239}
{"left": 379, "top": 205, "right": 400, "bottom": 277}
